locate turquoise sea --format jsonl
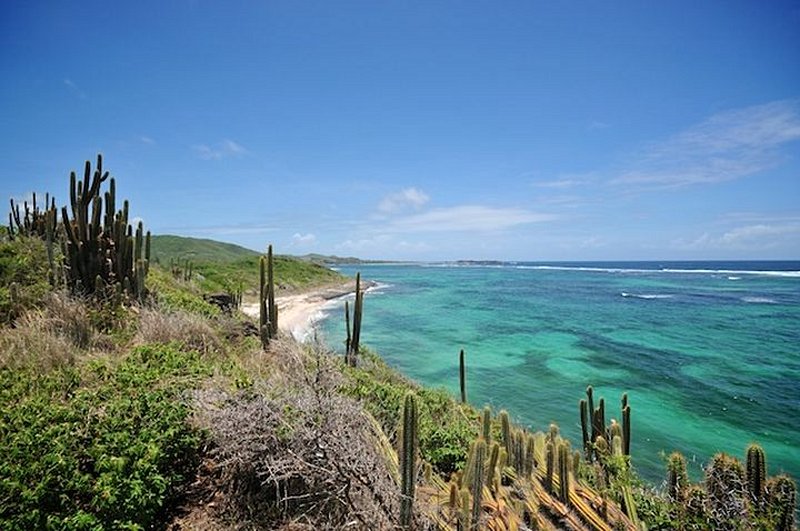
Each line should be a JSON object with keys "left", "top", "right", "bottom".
{"left": 318, "top": 261, "right": 800, "bottom": 487}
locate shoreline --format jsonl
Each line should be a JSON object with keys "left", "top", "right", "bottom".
{"left": 241, "top": 279, "right": 375, "bottom": 341}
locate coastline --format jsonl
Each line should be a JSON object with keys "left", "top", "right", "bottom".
{"left": 241, "top": 279, "right": 374, "bottom": 341}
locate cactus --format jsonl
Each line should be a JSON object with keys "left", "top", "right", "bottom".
{"left": 57, "top": 155, "right": 148, "bottom": 299}
{"left": 579, "top": 398, "right": 590, "bottom": 459}
{"left": 586, "top": 385, "right": 595, "bottom": 442}
{"left": 400, "top": 392, "right": 418, "bottom": 528}
{"left": 765, "top": 474, "right": 796, "bottom": 531}
{"left": 620, "top": 485, "right": 640, "bottom": 528}
{"left": 545, "top": 440, "right": 555, "bottom": 492}
{"left": 486, "top": 442, "right": 500, "bottom": 489}
{"left": 481, "top": 406, "right": 491, "bottom": 442}
{"left": 258, "top": 249, "right": 278, "bottom": 348}
{"left": 468, "top": 438, "right": 487, "bottom": 531}
{"left": 745, "top": 443, "right": 766, "bottom": 507}
{"left": 346, "top": 273, "right": 363, "bottom": 366}
{"left": 499, "top": 410, "right": 511, "bottom": 457}
{"left": 622, "top": 404, "right": 631, "bottom": 456}
{"left": 344, "top": 299, "right": 351, "bottom": 353}
{"left": 459, "top": 349, "right": 467, "bottom": 403}
{"left": 558, "top": 441, "right": 571, "bottom": 504}
{"left": 705, "top": 453, "right": 748, "bottom": 530}
{"left": 666, "top": 451, "right": 688, "bottom": 502}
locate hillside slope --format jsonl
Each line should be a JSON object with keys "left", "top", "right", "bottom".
{"left": 150, "top": 234, "right": 345, "bottom": 294}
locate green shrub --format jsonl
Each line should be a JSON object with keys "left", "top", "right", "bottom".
{"left": 341, "top": 349, "right": 478, "bottom": 475}
{"left": 0, "top": 344, "right": 214, "bottom": 529}
{"left": 0, "top": 236, "right": 52, "bottom": 323}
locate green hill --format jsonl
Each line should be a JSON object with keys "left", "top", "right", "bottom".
{"left": 150, "top": 235, "right": 260, "bottom": 264}
{"left": 149, "top": 234, "right": 345, "bottom": 295}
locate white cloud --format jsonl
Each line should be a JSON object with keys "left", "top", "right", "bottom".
{"left": 673, "top": 223, "right": 800, "bottom": 251}
{"left": 140, "top": 136, "right": 155, "bottom": 145}
{"left": 292, "top": 232, "right": 317, "bottom": 245}
{"left": 613, "top": 100, "right": 800, "bottom": 187}
{"left": 378, "top": 187, "right": 430, "bottom": 213}
{"left": 193, "top": 139, "right": 247, "bottom": 160}
{"left": 388, "top": 205, "right": 554, "bottom": 233}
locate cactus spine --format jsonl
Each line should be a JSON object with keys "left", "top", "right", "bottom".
{"left": 400, "top": 392, "right": 418, "bottom": 529}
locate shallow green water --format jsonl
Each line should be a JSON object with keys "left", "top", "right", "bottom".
{"left": 319, "top": 262, "right": 800, "bottom": 486}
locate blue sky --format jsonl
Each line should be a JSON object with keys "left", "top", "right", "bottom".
{"left": 1, "top": 1, "right": 799, "bottom": 261}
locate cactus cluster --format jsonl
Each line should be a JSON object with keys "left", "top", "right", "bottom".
{"left": 7, "top": 155, "right": 150, "bottom": 300}
{"left": 426, "top": 407, "right": 639, "bottom": 531}
{"left": 170, "top": 258, "right": 193, "bottom": 281}
{"left": 580, "top": 386, "right": 631, "bottom": 464}
{"left": 344, "top": 272, "right": 364, "bottom": 367}
{"left": 259, "top": 245, "right": 278, "bottom": 348}
{"left": 665, "top": 444, "right": 796, "bottom": 531}
{"left": 58, "top": 155, "right": 150, "bottom": 300}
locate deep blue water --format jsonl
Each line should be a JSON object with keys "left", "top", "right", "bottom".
{"left": 318, "top": 261, "right": 800, "bottom": 486}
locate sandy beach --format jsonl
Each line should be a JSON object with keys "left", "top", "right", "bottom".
{"left": 241, "top": 280, "right": 365, "bottom": 341}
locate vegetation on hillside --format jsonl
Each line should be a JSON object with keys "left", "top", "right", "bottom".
{"left": 151, "top": 234, "right": 345, "bottom": 296}
{"left": 1, "top": 156, "right": 796, "bottom": 530}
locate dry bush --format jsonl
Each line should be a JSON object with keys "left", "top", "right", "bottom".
{"left": 39, "top": 292, "right": 93, "bottom": 348}
{"left": 134, "top": 308, "right": 222, "bottom": 355}
{"left": 0, "top": 312, "right": 78, "bottom": 370}
{"left": 187, "top": 340, "right": 427, "bottom": 530}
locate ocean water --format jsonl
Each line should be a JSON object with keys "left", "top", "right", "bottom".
{"left": 318, "top": 262, "right": 800, "bottom": 486}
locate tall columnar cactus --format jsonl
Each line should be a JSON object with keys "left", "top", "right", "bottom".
{"left": 558, "top": 441, "right": 571, "bottom": 504}
{"left": 622, "top": 404, "right": 631, "bottom": 456}
{"left": 746, "top": 443, "right": 767, "bottom": 507}
{"left": 267, "top": 245, "right": 277, "bottom": 337}
{"left": 346, "top": 273, "right": 363, "bottom": 366}
{"left": 545, "top": 440, "right": 555, "bottom": 492}
{"left": 481, "top": 406, "right": 491, "bottom": 442}
{"left": 459, "top": 349, "right": 467, "bottom": 403}
{"left": 344, "top": 299, "right": 351, "bottom": 353}
{"left": 468, "top": 438, "right": 487, "bottom": 531}
{"left": 579, "top": 398, "right": 590, "bottom": 459}
{"left": 499, "top": 410, "right": 511, "bottom": 458}
{"left": 486, "top": 442, "right": 500, "bottom": 490}
{"left": 667, "top": 451, "right": 689, "bottom": 502}
{"left": 259, "top": 248, "right": 278, "bottom": 349}
{"left": 400, "top": 392, "right": 418, "bottom": 529}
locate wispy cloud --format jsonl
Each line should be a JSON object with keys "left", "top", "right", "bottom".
{"left": 140, "top": 136, "right": 155, "bottom": 145}
{"left": 612, "top": 100, "right": 800, "bottom": 187}
{"left": 378, "top": 187, "right": 430, "bottom": 213}
{"left": 63, "top": 78, "right": 86, "bottom": 99}
{"left": 291, "top": 232, "right": 317, "bottom": 246}
{"left": 193, "top": 139, "right": 247, "bottom": 160}
{"left": 673, "top": 223, "right": 800, "bottom": 251}
{"left": 388, "top": 205, "right": 554, "bottom": 233}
